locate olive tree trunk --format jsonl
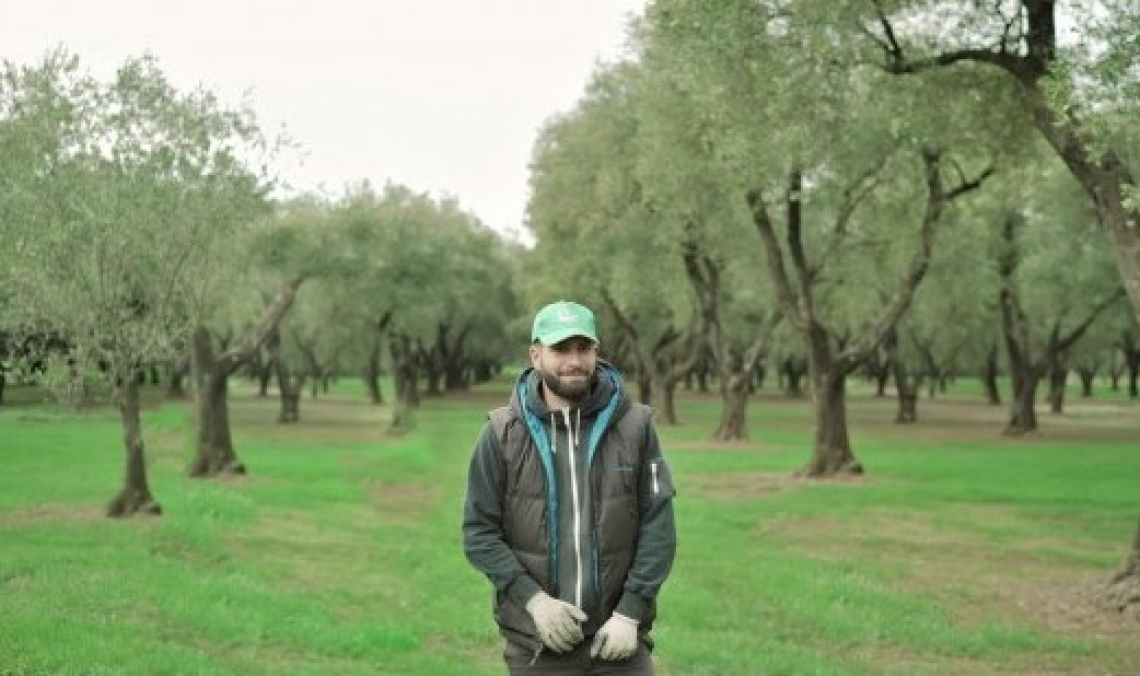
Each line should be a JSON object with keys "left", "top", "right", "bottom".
{"left": 388, "top": 333, "right": 420, "bottom": 434}
{"left": 107, "top": 375, "right": 161, "bottom": 517}
{"left": 276, "top": 357, "right": 304, "bottom": 424}
{"left": 714, "top": 372, "right": 751, "bottom": 441}
{"left": 804, "top": 369, "right": 861, "bottom": 476}
{"left": 363, "top": 340, "right": 384, "bottom": 405}
{"left": 187, "top": 277, "right": 303, "bottom": 477}
{"left": 1098, "top": 515, "right": 1140, "bottom": 617}
{"left": 190, "top": 343, "right": 243, "bottom": 474}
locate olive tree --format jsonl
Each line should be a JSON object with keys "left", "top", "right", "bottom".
{"left": 1, "top": 52, "right": 277, "bottom": 516}
{"left": 847, "top": 0, "right": 1139, "bottom": 612}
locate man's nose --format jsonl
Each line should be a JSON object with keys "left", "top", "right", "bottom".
{"left": 566, "top": 348, "right": 590, "bottom": 365}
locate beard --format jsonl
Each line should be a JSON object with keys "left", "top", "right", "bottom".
{"left": 539, "top": 366, "right": 596, "bottom": 404}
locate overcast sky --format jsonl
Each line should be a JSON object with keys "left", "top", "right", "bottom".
{"left": 1, "top": 1, "right": 646, "bottom": 242}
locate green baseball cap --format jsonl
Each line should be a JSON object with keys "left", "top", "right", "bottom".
{"left": 531, "top": 301, "right": 598, "bottom": 345}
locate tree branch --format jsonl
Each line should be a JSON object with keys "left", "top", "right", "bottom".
{"left": 749, "top": 187, "right": 805, "bottom": 329}
{"left": 818, "top": 154, "right": 894, "bottom": 269}
{"left": 836, "top": 150, "right": 991, "bottom": 371}
{"left": 216, "top": 276, "right": 304, "bottom": 375}
{"left": 868, "top": 0, "right": 1041, "bottom": 83}
{"left": 1053, "top": 288, "right": 1126, "bottom": 355}
{"left": 601, "top": 290, "right": 650, "bottom": 371}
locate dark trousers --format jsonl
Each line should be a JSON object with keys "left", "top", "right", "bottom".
{"left": 503, "top": 641, "right": 653, "bottom": 675}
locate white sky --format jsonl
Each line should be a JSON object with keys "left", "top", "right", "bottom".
{"left": 1, "top": 1, "right": 646, "bottom": 243}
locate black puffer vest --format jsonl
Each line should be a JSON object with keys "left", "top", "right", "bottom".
{"left": 489, "top": 399, "right": 654, "bottom": 646}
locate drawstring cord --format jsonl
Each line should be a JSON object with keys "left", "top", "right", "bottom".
{"left": 549, "top": 412, "right": 556, "bottom": 455}
{"left": 533, "top": 405, "right": 587, "bottom": 662}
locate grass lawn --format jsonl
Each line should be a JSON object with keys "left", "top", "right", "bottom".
{"left": 0, "top": 378, "right": 1137, "bottom": 675}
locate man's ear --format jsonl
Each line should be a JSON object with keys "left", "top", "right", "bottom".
{"left": 528, "top": 343, "right": 542, "bottom": 367}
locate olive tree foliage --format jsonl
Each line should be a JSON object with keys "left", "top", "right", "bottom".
{"left": 271, "top": 274, "right": 355, "bottom": 422}
{"left": 883, "top": 143, "right": 1122, "bottom": 420}
{"left": 0, "top": 199, "right": 19, "bottom": 403}
{"left": 633, "top": 44, "right": 784, "bottom": 438}
{"left": 853, "top": 0, "right": 1139, "bottom": 307}
{"left": 639, "top": 0, "right": 996, "bottom": 473}
{"left": 331, "top": 182, "right": 517, "bottom": 433}
{"left": 901, "top": 210, "right": 1010, "bottom": 408}
{"left": 0, "top": 52, "right": 277, "bottom": 516}
{"left": 330, "top": 184, "right": 428, "bottom": 431}
{"left": 405, "top": 202, "right": 517, "bottom": 408}
{"left": 225, "top": 197, "right": 355, "bottom": 424}
{"left": 878, "top": 213, "right": 996, "bottom": 419}
{"left": 523, "top": 61, "right": 715, "bottom": 426}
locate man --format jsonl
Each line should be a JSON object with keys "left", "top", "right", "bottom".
{"left": 463, "top": 300, "right": 677, "bottom": 675}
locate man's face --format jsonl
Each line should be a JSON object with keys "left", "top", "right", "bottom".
{"left": 529, "top": 336, "right": 598, "bottom": 404}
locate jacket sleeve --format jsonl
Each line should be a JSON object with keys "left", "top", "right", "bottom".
{"left": 462, "top": 421, "right": 542, "bottom": 606}
{"left": 615, "top": 421, "right": 677, "bottom": 622}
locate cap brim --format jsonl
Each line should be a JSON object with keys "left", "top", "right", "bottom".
{"left": 536, "top": 328, "right": 598, "bottom": 346}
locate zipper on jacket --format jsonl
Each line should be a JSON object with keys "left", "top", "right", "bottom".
{"left": 564, "top": 408, "right": 584, "bottom": 608}
{"left": 651, "top": 461, "right": 659, "bottom": 495}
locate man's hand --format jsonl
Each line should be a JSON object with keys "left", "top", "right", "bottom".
{"left": 524, "top": 592, "right": 587, "bottom": 653}
{"left": 590, "top": 612, "right": 639, "bottom": 660}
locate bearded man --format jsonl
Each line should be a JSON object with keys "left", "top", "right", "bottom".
{"left": 463, "top": 300, "right": 677, "bottom": 675}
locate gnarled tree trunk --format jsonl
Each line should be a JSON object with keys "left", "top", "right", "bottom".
{"left": 1098, "top": 515, "right": 1140, "bottom": 617}
{"left": 1118, "top": 332, "right": 1140, "bottom": 400}
{"left": 388, "top": 333, "right": 420, "bottom": 434}
{"left": 893, "top": 363, "right": 922, "bottom": 425}
{"left": 781, "top": 355, "right": 808, "bottom": 398}
{"left": 189, "top": 334, "right": 243, "bottom": 475}
{"left": 107, "top": 375, "right": 161, "bottom": 517}
{"left": 981, "top": 344, "right": 1002, "bottom": 405}
{"left": 694, "top": 351, "right": 712, "bottom": 393}
{"left": 1005, "top": 367, "right": 1040, "bottom": 435}
{"left": 714, "top": 372, "right": 750, "bottom": 441}
{"left": 363, "top": 340, "right": 384, "bottom": 405}
{"left": 679, "top": 240, "right": 780, "bottom": 441}
{"left": 804, "top": 369, "right": 861, "bottom": 477}
{"left": 656, "top": 383, "right": 679, "bottom": 427}
{"left": 636, "top": 371, "right": 652, "bottom": 406}
{"left": 885, "top": 327, "right": 920, "bottom": 424}
{"left": 997, "top": 215, "right": 1042, "bottom": 434}
{"left": 187, "top": 277, "right": 303, "bottom": 477}
{"left": 999, "top": 215, "right": 1123, "bottom": 433}
{"left": 1047, "top": 361, "right": 1067, "bottom": 414}
{"left": 872, "top": 353, "right": 891, "bottom": 397}
{"left": 276, "top": 357, "right": 304, "bottom": 424}
{"left": 1076, "top": 364, "right": 1097, "bottom": 397}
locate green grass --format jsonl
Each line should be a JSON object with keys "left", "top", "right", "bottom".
{"left": 1, "top": 380, "right": 1137, "bottom": 675}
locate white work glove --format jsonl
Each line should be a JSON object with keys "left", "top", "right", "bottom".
{"left": 525, "top": 591, "right": 587, "bottom": 653}
{"left": 590, "top": 612, "right": 639, "bottom": 660}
